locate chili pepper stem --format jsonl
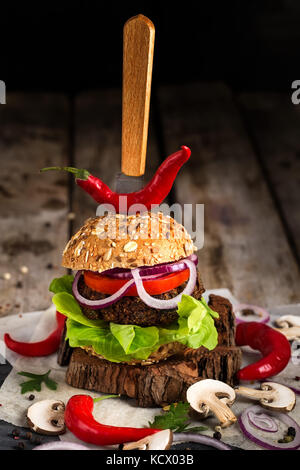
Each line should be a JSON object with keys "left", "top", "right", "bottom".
{"left": 93, "top": 394, "right": 120, "bottom": 403}
{"left": 40, "top": 167, "right": 90, "bottom": 180}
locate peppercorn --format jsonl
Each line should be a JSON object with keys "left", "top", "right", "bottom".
{"left": 213, "top": 431, "right": 222, "bottom": 440}
{"left": 288, "top": 427, "right": 296, "bottom": 437}
{"left": 28, "top": 394, "right": 35, "bottom": 401}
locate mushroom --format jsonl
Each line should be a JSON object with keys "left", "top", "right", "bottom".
{"left": 274, "top": 315, "right": 300, "bottom": 341}
{"left": 186, "top": 379, "right": 237, "bottom": 428}
{"left": 27, "top": 399, "right": 66, "bottom": 435}
{"left": 235, "top": 382, "right": 296, "bottom": 412}
{"left": 122, "top": 429, "right": 173, "bottom": 450}
{"left": 275, "top": 315, "right": 300, "bottom": 328}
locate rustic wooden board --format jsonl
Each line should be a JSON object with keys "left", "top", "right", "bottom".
{"left": 157, "top": 82, "right": 300, "bottom": 306}
{"left": 72, "top": 89, "right": 161, "bottom": 230}
{"left": 0, "top": 93, "right": 70, "bottom": 316}
{"left": 237, "top": 92, "right": 300, "bottom": 265}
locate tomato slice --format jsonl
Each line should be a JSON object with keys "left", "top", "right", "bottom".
{"left": 83, "top": 269, "right": 190, "bottom": 296}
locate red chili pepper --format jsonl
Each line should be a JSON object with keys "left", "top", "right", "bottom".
{"left": 4, "top": 311, "right": 66, "bottom": 357}
{"left": 235, "top": 322, "right": 291, "bottom": 381}
{"left": 65, "top": 394, "right": 160, "bottom": 446}
{"left": 41, "top": 146, "right": 191, "bottom": 213}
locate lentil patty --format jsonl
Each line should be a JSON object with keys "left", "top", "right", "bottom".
{"left": 78, "top": 271, "right": 205, "bottom": 327}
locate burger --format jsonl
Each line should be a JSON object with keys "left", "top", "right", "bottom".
{"left": 51, "top": 211, "right": 220, "bottom": 404}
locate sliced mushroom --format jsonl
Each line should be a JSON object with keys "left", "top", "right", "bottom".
{"left": 275, "top": 315, "right": 300, "bottom": 329}
{"left": 186, "top": 379, "right": 237, "bottom": 428}
{"left": 274, "top": 315, "right": 300, "bottom": 340}
{"left": 27, "top": 399, "right": 66, "bottom": 435}
{"left": 235, "top": 382, "right": 296, "bottom": 412}
{"left": 122, "top": 429, "right": 173, "bottom": 450}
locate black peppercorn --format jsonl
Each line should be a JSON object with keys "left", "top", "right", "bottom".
{"left": 288, "top": 427, "right": 296, "bottom": 437}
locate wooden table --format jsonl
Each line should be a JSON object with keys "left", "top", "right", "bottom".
{"left": 0, "top": 82, "right": 300, "bottom": 318}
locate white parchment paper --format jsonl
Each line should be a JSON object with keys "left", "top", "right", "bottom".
{"left": 0, "top": 289, "right": 299, "bottom": 450}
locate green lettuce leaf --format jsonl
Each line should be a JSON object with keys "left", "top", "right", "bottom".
{"left": 49, "top": 275, "right": 74, "bottom": 295}
{"left": 51, "top": 276, "right": 219, "bottom": 363}
{"left": 52, "top": 292, "right": 106, "bottom": 328}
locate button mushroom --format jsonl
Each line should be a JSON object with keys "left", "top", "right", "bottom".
{"left": 186, "top": 379, "right": 237, "bottom": 428}
{"left": 274, "top": 315, "right": 300, "bottom": 341}
{"left": 122, "top": 429, "right": 173, "bottom": 450}
{"left": 27, "top": 399, "right": 66, "bottom": 435}
{"left": 235, "top": 382, "right": 296, "bottom": 412}
{"left": 275, "top": 315, "right": 300, "bottom": 328}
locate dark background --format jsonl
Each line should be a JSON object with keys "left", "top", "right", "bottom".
{"left": 1, "top": 0, "right": 300, "bottom": 93}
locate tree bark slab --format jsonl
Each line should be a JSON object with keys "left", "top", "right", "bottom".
{"left": 66, "top": 345, "right": 241, "bottom": 407}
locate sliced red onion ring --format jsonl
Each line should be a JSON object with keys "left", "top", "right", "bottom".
{"left": 33, "top": 441, "right": 90, "bottom": 450}
{"left": 72, "top": 271, "right": 135, "bottom": 310}
{"left": 233, "top": 303, "right": 270, "bottom": 325}
{"left": 132, "top": 259, "right": 197, "bottom": 310}
{"left": 239, "top": 405, "right": 300, "bottom": 450}
{"left": 247, "top": 410, "right": 278, "bottom": 433}
{"left": 173, "top": 432, "right": 231, "bottom": 450}
{"left": 104, "top": 254, "right": 198, "bottom": 280}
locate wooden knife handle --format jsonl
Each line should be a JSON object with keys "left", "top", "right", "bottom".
{"left": 122, "top": 14, "right": 155, "bottom": 176}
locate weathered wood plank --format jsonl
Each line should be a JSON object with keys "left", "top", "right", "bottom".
{"left": 157, "top": 82, "right": 300, "bottom": 306}
{"left": 0, "top": 93, "right": 70, "bottom": 316}
{"left": 237, "top": 92, "right": 300, "bottom": 263}
{"left": 72, "top": 89, "right": 161, "bottom": 230}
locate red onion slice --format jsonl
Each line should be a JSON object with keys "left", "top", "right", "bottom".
{"left": 132, "top": 259, "right": 197, "bottom": 310}
{"left": 239, "top": 405, "right": 300, "bottom": 450}
{"left": 173, "top": 432, "right": 231, "bottom": 450}
{"left": 247, "top": 410, "right": 278, "bottom": 432}
{"left": 103, "top": 254, "right": 198, "bottom": 280}
{"left": 72, "top": 271, "right": 135, "bottom": 310}
{"left": 233, "top": 303, "right": 270, "bottom": 325}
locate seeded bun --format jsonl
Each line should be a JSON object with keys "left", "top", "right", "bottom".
{"left": 62, "top": 211, "right": 196, "bottom": 272}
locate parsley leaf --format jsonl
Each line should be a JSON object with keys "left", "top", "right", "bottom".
{"left": 18, "top": 369, "right": 58, "bottom": 394}
{"left": 149, "top": 402, "right": 207, "bottom": 433}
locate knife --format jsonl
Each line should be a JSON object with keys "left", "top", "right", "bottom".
{"left": 115, "top": 14, "right": 155, "bottom": 194}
